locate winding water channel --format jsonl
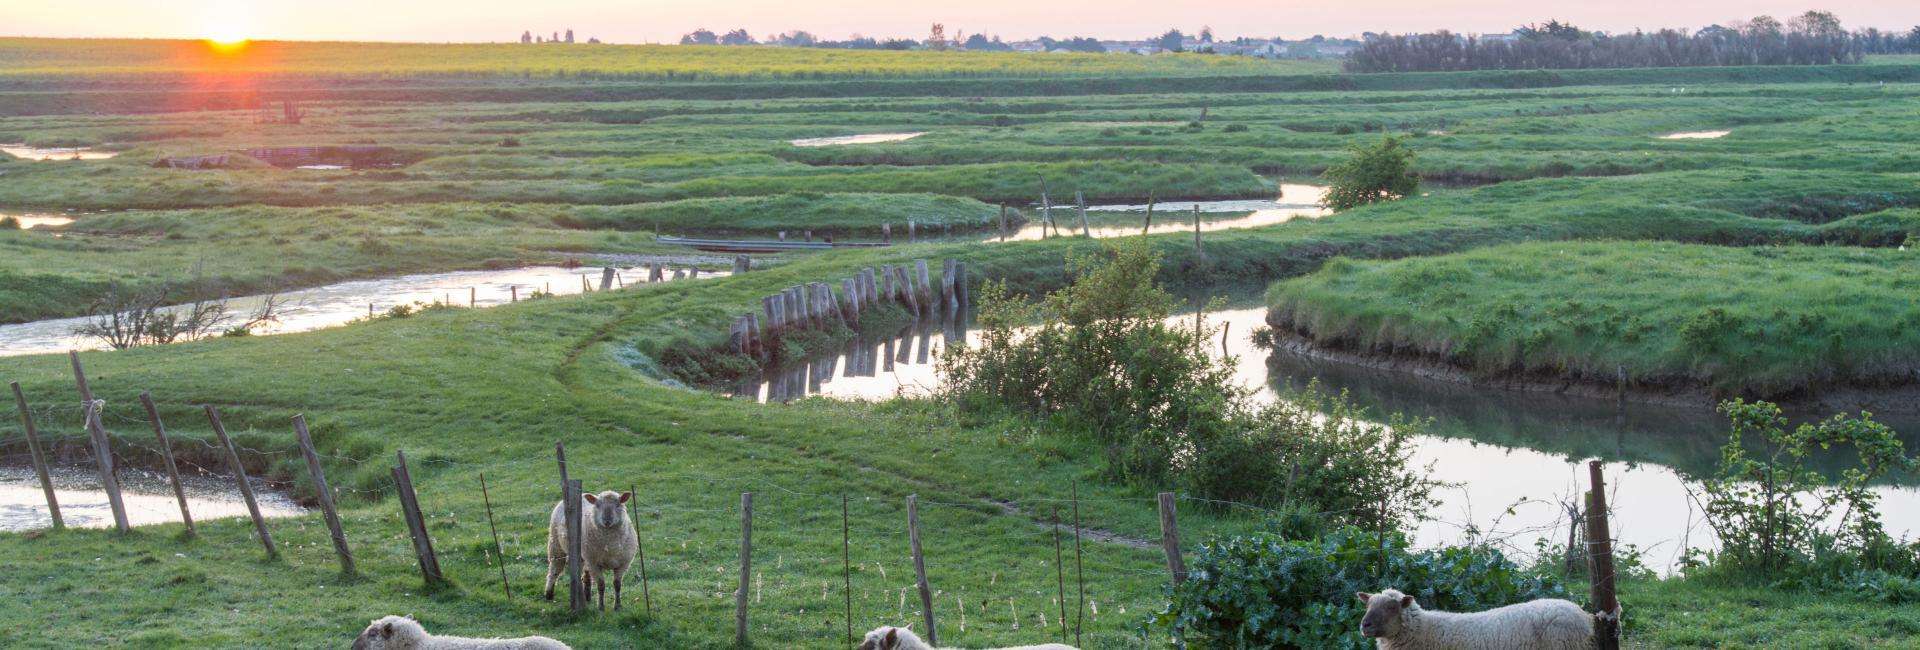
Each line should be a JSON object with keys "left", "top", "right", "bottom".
{"left": 0, "top": 465, "right": 304, "bottom": 532}
{"left": 737, "top": 307, "right": 1920, "bottom": 572}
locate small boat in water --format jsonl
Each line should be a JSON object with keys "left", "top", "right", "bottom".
{"left": 656, "top": 235, "right": 890, "bottom": 253}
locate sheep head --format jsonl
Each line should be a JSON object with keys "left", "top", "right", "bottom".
{"left": 352, "top": 615, "right": 426, "bottom": 650}
{"left": 1357, "top": 589, "right": 1417, "bottom": 639}
{"left": 857, "top": 625, "right": 922, "bottom": 650}
{"left": 580, "top": 490, "right": 632, "bottom": 530}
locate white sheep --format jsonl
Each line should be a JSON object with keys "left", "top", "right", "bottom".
{"left": 1356, "top": 588, "right": 1593, "bottom": 650}
{"left": 544, "top": 490, "right": 638, "bottom": 611}
{"left": 350, "top": 615, "right": 568, "bottom": 650}
{"left": 857, "top": 625, "right": 1078, "bottom": 650}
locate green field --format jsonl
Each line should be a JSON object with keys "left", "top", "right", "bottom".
{"left": 4, "top": 36, "right": 1920, "bottom": 648}
{"left": 1267, "top": 239, "right": 1920, "bottom": 396}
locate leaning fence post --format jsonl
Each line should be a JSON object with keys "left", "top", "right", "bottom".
{"left": 294, "top": 415, "right": 354, "bottom": 575}
{"left": 481, "top": 472, "right": 511, "bottom": 599}
{"left": 843, "top": 494, "right": 854, "bottom": 647}
{"left": 69, "top": 352, "right": 129, "bottom": 532}
{"left": 1071, "top": 483, "right": 1084, "bottom": 647}
{"left": 1193, "top": 205, "right": 1203, "bottom": 257}
{"left": 630, "top": 482, "right": 652, "bottom": 615}
{"left": 1053, "top": 508, "right": 1068, "bottom": 642}
{"left": 736, "top": 492, "right": 754, "bottom": 647}
{"left": 206, "top": 405, "right": 275, "bottom": 558}
{"left": 139, "top": 392, "right": 194, "bottom": 536}
{"left": 1157, "top": 492, "right": 1187, "bottom": 586}
{"left": 907, "top": 495, "right": 938, "bottom": 646}
{"left": 392, "top": 449, "right": 443, "bottom": 585}
{"left": 10, "top": 382, "right": 62, "bottom": 530}
{"left": 1143, "top": 191, "right": 1155, "bottom": 235}
{"left": 1587, "top": 461, "right": 1622, "bottom": 650}
{"left": 1076, "top": 191, "right": 1090, "bottom": 237}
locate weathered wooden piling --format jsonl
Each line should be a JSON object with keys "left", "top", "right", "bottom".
{"left": 997, "top": 205, "right": 1008, "bottom": 241}
{"left": 207, "top": 405, "right": 275, "bottom": 558}
{"left": 294, "top": 414, "right": 355, "bottom": 575}
{"left": 69, "top": 352, "right": 129, "bottom": 532}
{"left": 882, "top": 223, "right": 893, "bottom": 244}
{"left": 1587, "top": 461, "right": 1622, "bottom": 650}
{"left": 733, "top": 255, "right": 752, "bottom": 274}
{"left": 10, "top": 382, "right": 61, "bottom": 529}
{"left": 649, "top": 263, "right": 664, "bottom": 282}
{"left": 1076, "top": 191, "right": 1091, "bottom": 237}
{"left": 140, "top": 391, "right": 193, "bottom": 536}
{"left": 907, "top": 220, "right": 916, "bottom": 242}
{"left": 914, "top": 260, "right": 933, "bottom": 313}
{"left": 600, "top": 267, "right": 615, "bottom": 291}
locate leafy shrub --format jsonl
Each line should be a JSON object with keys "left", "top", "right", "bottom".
{"left": 1693, "top": 400, "right": 1918, "bottom": 579}
{"left": 941, "top": 240, "right": 1437, "bottom": 527}
{"left": 1224, "top": 124, "right": 1249, "bottom": 133}
{"left": 0, "top": 216, "right": 18, "bottom": 229}
{"left": 1320, "top": 136, "right": 1420, "bottom": 211}
{"left": 1157, "top": 526, "right": 1569, "bottom": 649}
{"left": 1333, "top": 124, "right": 1357, "bottom": 135}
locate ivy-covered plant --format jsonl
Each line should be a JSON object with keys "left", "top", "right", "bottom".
{"left": 1156, "top": 527, "right": 1569, "bottom": 649}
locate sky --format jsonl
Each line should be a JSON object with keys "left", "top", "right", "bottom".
{"left": 2, "top": 0, "right": 1915, "bottom": 44}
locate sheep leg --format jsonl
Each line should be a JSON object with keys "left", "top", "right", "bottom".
{"left": 614, "top": 572, "right": 623, "bottom": 611}
{"left": 543, "top": 552, "right": 564, "bottom": 601}
{"left": 595, "top": 572, "right": 607, "bottom": 611}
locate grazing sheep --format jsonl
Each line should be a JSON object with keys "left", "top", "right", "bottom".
{"left": 1356, "top": 589, "right": 1592, "bottom": 650}
{"left": 857, "top": 625, "right": 1078, "bottom": 650}
{"left": 544, "top": 490, "right": 638, "bottom": 611}
{"left": 351, "top": 615, "right": 568, "bottom": 650}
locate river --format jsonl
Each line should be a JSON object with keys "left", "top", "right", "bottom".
{"left": 0, "top": 464, "right": 304, "bottom": 532}
{"left": 736, "top": 307, "right": 1920, "bottom": 572}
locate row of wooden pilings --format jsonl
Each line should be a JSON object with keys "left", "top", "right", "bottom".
{"left": 728, "top": 258, "right": 967, "bottom": 357}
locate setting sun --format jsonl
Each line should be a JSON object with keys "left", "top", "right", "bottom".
{"left": 204, "top": 35, "right": 249, "bottom": 52}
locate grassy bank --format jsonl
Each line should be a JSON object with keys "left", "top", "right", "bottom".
{"left": 1266, "top": 238, "right": 1920, "bottom": 396}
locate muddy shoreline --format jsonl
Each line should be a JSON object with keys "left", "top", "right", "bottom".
{"left": 1262, "top": 318, "right": 1920, "bottom": 414}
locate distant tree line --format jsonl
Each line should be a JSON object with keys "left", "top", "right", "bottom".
{"left": 1346, "top": 12, "right": 1920, "bottom": 73}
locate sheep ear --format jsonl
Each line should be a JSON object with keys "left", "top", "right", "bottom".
{"left": 1355, "top": 591, "right": 1372, "bottom": 603}
{"left": 618, "top": 491, "right": 632, "bottom": 503}
{"left": 884, "top": 628, "right": 898, "bottom": 648}
{"left": 1400, "top": 595, "right": 1415, "bottom": 608}
{"left": 380, "top": 622, "right": 393, "bottom": 638}
{"left": 582, "top": 493, "right": 598, "bottom": 504}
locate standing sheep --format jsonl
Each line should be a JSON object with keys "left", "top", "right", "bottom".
{"left": 1356, "top": 588, "right": 1592, "bottom": 650}
{"left": 351, "top": 615, "right": 568, "bottom": 649}
{"left": 858, "top": 625, "right": 1078, "bottom": 650}
{"left": 544, "top": 490, "right": 638, "bottom": 611}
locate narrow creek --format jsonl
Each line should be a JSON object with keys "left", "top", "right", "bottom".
{"left": 0, "top": 464, "right": 304, "bottom": 532}
{"left": 737, "top": 306, "right": 1920, "bottom": 572}
{"left": 0, "top": 265, "right": 727, "bottom": 357}
{"left": 999, "top": 184, "right": 1329, "bottom": 242}
{"left": 1, "top": 145, "right": 118, "bottom": 161}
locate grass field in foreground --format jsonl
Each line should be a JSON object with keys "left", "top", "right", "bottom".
{"left": 1266, "top": 236, "right": 1920, "bottom": 395}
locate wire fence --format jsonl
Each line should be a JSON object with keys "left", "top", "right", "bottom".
{"left": 3, "top": 359, "right": 1631, "bottom": 648}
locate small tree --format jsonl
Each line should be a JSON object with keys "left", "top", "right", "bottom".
{"left": 1319, "top": 135, "right": 1420, "bottom": 211}
{"left": 1694, "top": 400, "right": 1916, "bottom": 577}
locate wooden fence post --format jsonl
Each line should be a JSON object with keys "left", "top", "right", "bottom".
{"left": 138, "top": 392, "right": 194, "bottom": 536}
{"left": 1193, "top": 205, "right": 1203, "bottom": 257}
{"left": 1076, "top": 191, "right": 1090, "bottom": 237}
{"left": 566, "top": 478, "right": 586, "bottom": 611}
{"left": 907, "top": 220, "right": 916, "bottom": 242}
{"left": 1158, "top": 492, "right": 1187, "bottom": 585}
{"left": 630, "top": 482, "right": 652, "bottom": 615}
{"left": 907, "top": 495, "right": 938, "bottom": 646}
{"left": 206, "top": 405, "right": 275, "bottom": 558}
{"left": 69, "top": 352, "right": 129, "bottom": 532}
{"left": 914, "top": 260, "right": 932, "bottom": 313}
{"left": 736, "top": 492, "right": 754, "bottom": 647}
{"left": 1040, "top": 179, "right": 1055, "bottom": 238}
{"left": 9, "top": 382, "right": 61, "bottom": 530}
{"left": 843, "top": 494, "right": 854, "bottom": 646}
{"left": 1053, "top": 508, "right": 1068, "bottom": 642}
{"left": 734, "top": 255, "right": 752, "bottom": 274}
{"left": 882, "top": 223, "right": 893, "bottom": 244}
{"left": 470, "top": 286, "right": 477, "bottom": 307}
{"left": 391, "top": 449, "right": 443, "bottom": 585}
{"left": 481, "top": 472, "right": 511, "bottom": 599}
{"left": 294, "top": 414, "right": 354, "bottom": 575}
{"left": 1143, "top": 191, "right": 1155, "bottom": 235}
{"left": 997, "top": 205, "right": 1008, "bottom": 242}
{"left": 511, "top": 286, "right": 518, "bottom": 302}
{"left": 1586, "top": 461, "right": 1621, "bottom": 650}
{"left": 1071, "top": 483, "right": 1084, "bottom": 647}
{"left": 600, "top": 267, "right": 615, "bottom": 291}
{"left": 953, "top": 261, "right": 969, "bottom": 308}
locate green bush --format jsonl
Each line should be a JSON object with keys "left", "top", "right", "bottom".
{"left": 1156, "top": 526, "right": 1569, "bottom": 649}
{"left": 1692, "top": 400, "right": 1918, "bottom": 579}
{"left": 1320, "top": 135, "right": 1420, "bottom": 211}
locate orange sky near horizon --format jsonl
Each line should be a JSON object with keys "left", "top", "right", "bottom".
{"left": 2, "top": 0, "right": 1915, "bottom": 44}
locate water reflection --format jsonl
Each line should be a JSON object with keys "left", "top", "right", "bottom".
{"left": 5, "top": 213, "right": 76, "bottom": 229}
{"left": 1, "top": 145, "right": 117, "bottom": 161}
{"left": 741, "top": 306, "right": 1920, "bottom": 571}
{"left": 789, "top": 132, "right": 926, "bottom": 147}
{"left": 1659, "top": 130, "right": 1730, "bottom": 140}
{"left": 1, "top": 265, "right": 726, "bottom": 357}
{"left": 0, "top": 464, "right": 304, "bottom": 531}
{"left": 1000, "top": 184, "right": 1329, "bottom": 242}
